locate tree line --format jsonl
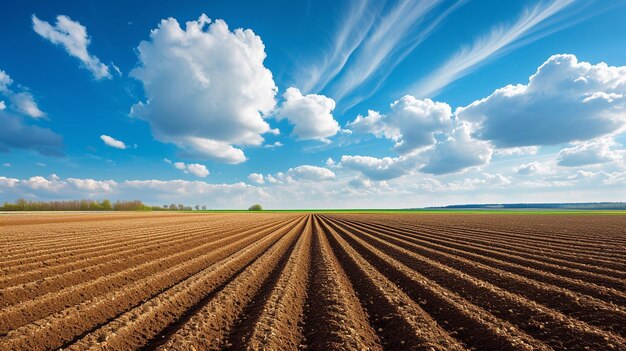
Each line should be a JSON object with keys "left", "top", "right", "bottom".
{"left": 0, "top": 199, "right": 198, "bottom": 211}
{"left": 0, "top": 199, "right": 265, "bottom": 211}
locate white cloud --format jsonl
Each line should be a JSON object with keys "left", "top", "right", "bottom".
{"left": 0, "top": 69, "right": 45, "bottom": 118}
{"left": 10, "top": 93, "right": 45, "bottom": 118}
{"left": 347, "top": 96, "right": 452, "bottom": 154}
{"left": 514, "top": 161, "right": 553, "bottom": 176}
{"left": 130, "top": 14, "right": 277, "bottom": 164}
{"left": 328, "top": 0, "right": 461, "bottom": 103}
{"left": 264, "top": 141, "right": 283, "bottom": 148}
{"left": 287, "top": 165, "right": 335, "bottom": 182}
{"left": 0, "top": 176, "right": 19, "bottom": 188}
{"left": 248, "top": 173, "right": 265, "bottom": 184}
{"left": 266, "top": 174, "right": 279, "bottom": 184}
{"left": 66, "top": 178, "right": 117, "bottom": 192}
{"left": 494, "top": 146, "right": 540, "bottom": 156}
{"left": 413, "top": 0, "right": 574, "bottom": 97}
{"left": 275, "top": 87, "right": 339, "bottom": 142}
{"left": 2, "top": 168, "right": 625, "bottom": 209}
{"left": 420, "top": 121, "right": 493, "bottom": 175}
{"left": 16, "top": 176, "right": 50, "bottom": 191}
{"left": 32, "top": 14, "right": 112, "bottom": 80}
{"left": 296, "top": 0, "right": 377, "bottom": 94}
{"left": 557, "top": 138, "right": 624, "bottom": 167}
{"left": 100, "top": 135, "right": 127, "bottom": 149}
{"left": 2, "top": 163, "right": 11, "bottom": 167}
{"left": 457, "top": 54, "right": 626, "bottom": 147}
{"left": 340, "top": 155, "right": 412, "bottom": 181}
{"left": 0, "top": 174, "right": 268, "bottom": 208}
{"left": 412, "top": 173, "right": 511, "bottom": 192}
{"left": 0, "top": 70, "right": 13, "bottom": 93}
{"left": 166, "top": 159, "right": 210, "bottom": 178}
{"left": 185, "top": 163, "right": 210, "bottom": 177}
{"left": 121, "top": 179, "right": 268, "bottom": 207}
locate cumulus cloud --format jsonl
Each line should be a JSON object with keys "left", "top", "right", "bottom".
{"left": 0, "top": 174, "right": 267, "bottom": 208}
{"left": 287, "top": 165, "right": 335, "bottom": 181}
{"left": 184, "top": 164, "right": 210, "bottom": 178}
{"left": 248, "top": 173, "right": 265, "bottom": 184}
{"left": 121, "top": 179, "right": 268, "bottom": 207}
{"left": 514, "top": 161, "right": 553, "bottom": 176}
{"left": 32, "top": 14, "right": 112, "bottom": 80}
{"left": 264, "top": 141, "right": 283, "bottom": 149}
{"left": 0, "top": 69, "right": 45, "bottom": 118}
{"left": 248, "top": 165, "right": 336, "bottom": 186}
{"left": 420, "top": 121, "right": 492, "bottom": 175}
{"left": 340, "top": 120, "right": 492, "bottom": 178}
{"left": 275, "top": 87, "right": 339, "bottom": 142}
{"left": 347, "top": 96, "right": 452, "bottom": 154}
{"left": 0, "top": 111, "right": 63, "bottom": 156}
{"left": 557, "top": 138, "right": 624, "bottom": 167}
{"left": 130, "top": 14, "right": 277, "bottom": 164}
{"left": 100, "top": 135, "right": 127, "bottom": 149}
{"left": 0, "top": 70, "right": 11, "bottom": 93}
{"left": 494, "top": 146, "right": 539, "bottom": 156}
{"left": 165, "top": 159, "right": 209, "bottom": 177}
{"left": 10, "top": 93, "right": 45, "bottom": 118}
{"left": 457, "top": 54, "right": 626, "bottom": 147}
{"left": 412, "top": 173, "right": 511, "bottom": 192}
{"left": 340, "top": 155, "right": 412, "bottom": 180}
{"left": 65, "top": 178, "right": 117, "bottom": 192}
{"left": 1, "top": 174, "right": 115, "bottom": 196}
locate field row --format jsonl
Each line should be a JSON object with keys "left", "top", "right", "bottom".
{"left": 1, "top": 212, "right": 624, "bottom": 350}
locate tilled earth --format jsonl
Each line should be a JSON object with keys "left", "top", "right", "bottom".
{"left": 0, "top": 212, "right": 624, "bottom": 350}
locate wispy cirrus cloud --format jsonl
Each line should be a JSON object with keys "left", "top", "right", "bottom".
{"left": 297, "top": 0, "right": 463, "bottom": 105}
{"left": 329, "top": 0, "right": 454, "bottom": 102}
{"left": 32, "top": 14, "right": 113, "bottom": 80}
{"left": 296, "top": 0, "right": 378, "bottom": 94}
{"left": 411, "top": 0, "right": 575, "bottom": 98}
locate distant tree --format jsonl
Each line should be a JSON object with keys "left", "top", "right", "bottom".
{"left": 101, "top": 199, "right": 112, "bottom": 210}
{"left": 195, "top": 205, "right": 200, "bottom": 211}
{"left": 16, "top": 198, "right": 27, "bottom": 211}
{"left": 163, "top": 205, "right": 168, "bottom": 209}
{"left": 178, "top": 204, "right": 185, "bottom": 211}
{"left": 169, "top": 204, "right": 177, "bottom": 210}
{"left": 248, "top": 204, "right": 263, "bottom": 211}
{"left": 202, "top": 205, "right": 207, "bottom": 210}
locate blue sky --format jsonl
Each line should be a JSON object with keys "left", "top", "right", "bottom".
{"left": 1, "top": 0, "right": 626, "bottom": 208}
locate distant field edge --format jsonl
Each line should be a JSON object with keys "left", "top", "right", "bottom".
{"left": 187, "top": 209, "right": 626, "bottom": 215}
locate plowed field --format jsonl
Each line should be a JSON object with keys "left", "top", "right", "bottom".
{"left": 1, "top": 212, "right": 624, "bottom": 350}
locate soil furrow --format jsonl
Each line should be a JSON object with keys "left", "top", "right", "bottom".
{"left": 338, "top": 217, "right": 626, "bottom": 306}
{"left": 320, "top": 216, "right": 489, "bottom": 351}
{"left": 63, "top": 216, "right": 306, "bottom": 351}
{"left": 328, "top": 217, "right": 626, "bottom": 350}
{"left": 366, "top": 218, "right": 626, "bottom": 275}
{"left": 0, "top": 216, "right": 300, "bottom": 335}
{"left": 0, "top": 219, "right": 282, "bottom": 303}
{"left": 151, "top": 216, "right": 309, "bottom": 351}
{"left": 298, "top": 215, "right": 382, "bottom": 351}
{"left": 243, "top": 215, "right": 313, "bottom": 350}
{"left": 338, "top": 217, "right": 626, "bottom": 337}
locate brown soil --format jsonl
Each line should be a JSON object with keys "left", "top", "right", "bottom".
{"left": 1, "top": 212, "right": 624, "bottom": 350}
